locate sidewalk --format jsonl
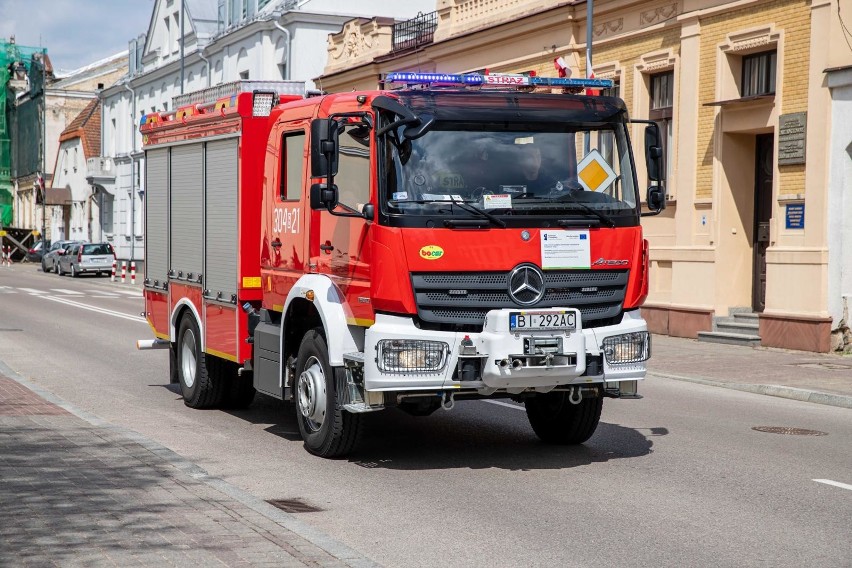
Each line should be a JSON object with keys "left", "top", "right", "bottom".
{"left": 649, "top": 334, "right": 852, "bottom": 409}
{"left": 0, "top": 365, "right": 377, "bottom": 568}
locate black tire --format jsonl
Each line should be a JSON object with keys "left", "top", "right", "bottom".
{"left": 525, "top": 390, "right": 603, "bottom": 445}
{"left": 41, "top": 260, "right": 47, "bottom": 272}
{"left": 176, "top": 314, "right": 226, "bottom": 408}
{"left": 168, "top": 342, "right": 179, "bottom": 384}
{"left": 70, "top": 264, "right": 77, "bottom": 278}
{"left": 294, "top": 329, "right": 361, "bottom": 457}
{"left": 56, "top": 262, "right": 62, "bottom": 275}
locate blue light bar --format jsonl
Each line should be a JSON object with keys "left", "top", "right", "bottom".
{"left": 384, "top": 72, "right": 613, "bottom": 90}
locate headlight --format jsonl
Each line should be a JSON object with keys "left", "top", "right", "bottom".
{"left": 602, "top": 332, "right": 650, "bottom": 364}
{"left": 377, "top": 339, "right": 449, "bottom": 373}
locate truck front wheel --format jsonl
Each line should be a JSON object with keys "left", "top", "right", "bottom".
{"left": 525, "top": 390, "right": 602, "bottom": 445}
{"left": 294, "top": 329, "right": 361, "bottom": 457}
{"left": 177, "top": 314, "right": 225, "bottom": 408}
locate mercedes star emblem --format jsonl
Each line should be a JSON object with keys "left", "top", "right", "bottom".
{"left": 508, "top": 264, "right": 545, "bottom": 306}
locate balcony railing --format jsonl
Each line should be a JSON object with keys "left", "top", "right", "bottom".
{"left": 86, "top": 157, "right": 114, "bottom": 179}
{"left": 392, "top": 11, "right": 437, "bottom": 52}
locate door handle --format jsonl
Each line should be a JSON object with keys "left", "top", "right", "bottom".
{"left": 320, "top": 243, "right": 334, "bottom": 253}
{"left": 271, "top": 239, "right": 282, "bottom": 248}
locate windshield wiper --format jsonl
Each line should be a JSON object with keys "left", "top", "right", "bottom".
{"left": 388, "top": 198, "right": 507, "bottom": 228}
{"left": 556, "top": 199, "right": 616, "bottom": 228}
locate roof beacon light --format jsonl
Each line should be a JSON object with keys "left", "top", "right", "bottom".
{"left": 252, "top": 91, "right": 276, "bottom": 117}
{"left": 385, "top": 71, "right": 613, "bottom": 90}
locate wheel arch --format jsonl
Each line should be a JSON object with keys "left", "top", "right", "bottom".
{"left": 170, "top": 298, "right": 204, "bottom": 350}
{"left": 280, "top": 274, "right": 361, "bottom": 367}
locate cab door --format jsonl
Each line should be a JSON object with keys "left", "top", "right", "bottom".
{"left": 261, "top": 119, "right": 310, "bottom": 312}
{"left": 311, "top": 117, "right": 374, "bottom": 326}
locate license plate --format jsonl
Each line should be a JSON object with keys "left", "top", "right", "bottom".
{"left": 510, "top": 311, "right": 576, "bottom": 331}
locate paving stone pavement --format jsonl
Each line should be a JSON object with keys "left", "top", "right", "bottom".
{"left": 0, "top": 372, "right": 377, "bottom": 568}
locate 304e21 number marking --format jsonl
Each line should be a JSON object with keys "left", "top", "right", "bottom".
{"left": 274, "top": 207, "right": 300, "bottom": 234}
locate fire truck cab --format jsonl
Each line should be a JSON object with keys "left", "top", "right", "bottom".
{"left": 140, "top": 73, "right": 665, "bottom": 457}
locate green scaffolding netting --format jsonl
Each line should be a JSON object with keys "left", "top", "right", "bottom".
{"left": 1, "top": 40, "right": 47, "bottom": 226}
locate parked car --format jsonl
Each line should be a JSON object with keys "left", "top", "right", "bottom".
{"left": 57, "top": 242, "right": 115, "bottom": 277}
{"left": 26, "top": 240, "right": 49, "bottom": 263}
{"left": 41, "top": 240, "right": 81, "bottom": 273}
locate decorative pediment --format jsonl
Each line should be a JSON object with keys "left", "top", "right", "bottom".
{"left": 592, "top": 61, "right": 622, "bottom": 81}
{"left": 721, "top": 26, "right": 780, "bottom": 54}
{"left": 637, "top": 49, "right": 677, "bottom": 74}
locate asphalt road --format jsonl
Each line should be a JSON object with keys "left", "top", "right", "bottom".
{"left": 1, "top": 264, "right": 850, "bottom": 567}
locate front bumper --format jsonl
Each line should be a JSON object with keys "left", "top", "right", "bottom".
{"left": 363, "top": 309, "right": 648, "bottom": 392}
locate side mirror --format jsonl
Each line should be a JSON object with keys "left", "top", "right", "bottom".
{"left": 310, "top": 183, "right": 339, "bottom": 211}
{"left": 646, "top": 185, "right": 666, "bottom": 212}
{"left": 644, "top": 124, "right": 664, "bottom": 182}
{"left": 310, "top": 119, "right": 339, "bottom": 178}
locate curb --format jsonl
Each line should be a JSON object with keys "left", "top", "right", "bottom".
{"left": 0, "top": 359, "right": 380, "bottom": 568}
{"left": 649, "top": 371, "right": 852, "bottom": 410}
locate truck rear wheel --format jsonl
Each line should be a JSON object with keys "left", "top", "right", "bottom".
{"left": 177, "top": 314, "right": 225, "bottom": 408}
{"left": 294, "top": 329, "right": 361, "bottom": 457}
{"left": 525, "top": 390, "right": 602, "bottom": 445}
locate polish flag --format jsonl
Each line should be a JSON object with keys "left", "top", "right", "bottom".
{"left": 586, "top": 72, "right": 601, "bottom": 96}
{"left": 553, "top": 57, "right": 569, "bottom": 78}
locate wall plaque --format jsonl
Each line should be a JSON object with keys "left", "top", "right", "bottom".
{"left": 778, "top": 112, "right": 806, "bottom": 165}
{"left": 785, "top": 203, "right": 805, "bottom": 229}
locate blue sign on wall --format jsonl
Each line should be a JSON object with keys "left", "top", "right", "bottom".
{"left": 785, "top": 203, "right": 805, "bottom": 229}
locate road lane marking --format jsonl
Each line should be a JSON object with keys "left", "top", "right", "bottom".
{"left": 113, "top": 288, "right": 142, "bottom": 296}
{"left": 19, "top": 288, "right": 45, "bottom": 294}
{"left": 51, "top": 288, "right": 83, "bottom": 295}
{"left": 88, "top": 289, "right": 118, "bottom": 296}
{"left": 484, "top": 400, "right": 525, "bottom": 410}
{"left": 42, "top": 296, "right": 146, "bottom": 323}
{"left": 813, "top": 479, "right": 852, "bottom": 491}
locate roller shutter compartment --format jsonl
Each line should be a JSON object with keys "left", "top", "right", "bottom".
{"left": 170, "top": 143, "right": 204, "bottom": 280}
{"left": 204, "top": 138, "right": 239, "bottom": 302}
{"left": 145, "top": 149, "right": 169, "bottom": 287}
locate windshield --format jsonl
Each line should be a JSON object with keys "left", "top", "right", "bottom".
{"left": 381, "top": 121, "right": 639, "bottom": 227}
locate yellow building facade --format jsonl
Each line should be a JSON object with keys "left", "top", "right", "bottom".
{"left": 319, "top": 0, "right": 852, "bottom": 352}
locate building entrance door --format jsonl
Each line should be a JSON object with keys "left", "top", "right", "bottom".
{"left": 752, "top": 134, "right": 774, "bottom": 312}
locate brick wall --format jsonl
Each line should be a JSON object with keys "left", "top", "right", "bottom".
{"left": 696, "top": 0, "right": 812, "bottom": 200}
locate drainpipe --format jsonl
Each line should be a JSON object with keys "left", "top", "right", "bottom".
{"left": 584, "top": 0, "right": 593, "bottom": 155}
{"left": 273, "top": 20, "right": 291, "bottom": 79}
{"left": 124, "top": 82, "right": 136, "bottom": 263}
{"left": 198, "top": 49, "right": 211, "bottom": 87}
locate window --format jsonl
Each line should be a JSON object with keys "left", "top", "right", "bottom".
{"left": 239, "top": 70, "right": 249, "bottom": 80}
{"left": 280, "top": 132, "right": 305, "bottom": 201}
{"left": 742, "top": 50, "right": 776, "bottom": 97}
{"left": 337, "top": 125, "right": 371, "bottom": 210}
{"left": 164, "top": 17, "right": 171, "bottom": 57}
{"left": 649, "top": 71, "right": 674, "bottom": 181}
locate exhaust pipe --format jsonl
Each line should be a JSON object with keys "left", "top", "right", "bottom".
{"left": 136, "top": 339, "right": 170, "bottom": 350}
{"left": 499, "top": 358, "right": 510, "bottom": 369}
{"left": 511, "top": 358, "right": 524, "bottom": 370}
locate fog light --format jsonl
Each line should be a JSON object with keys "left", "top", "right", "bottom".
{"left": 377, "top": 339, "right": 449, "bottom": 373}
{"left": 602, "top": 332, "right": 650, "bottom": 364}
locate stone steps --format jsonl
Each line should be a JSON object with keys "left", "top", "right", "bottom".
{"left": 697, "top": 310, "right": 762, "bottom": 347}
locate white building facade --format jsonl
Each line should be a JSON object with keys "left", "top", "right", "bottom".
{"left": 95, "top": 0, "right": 432, "bottom": 266}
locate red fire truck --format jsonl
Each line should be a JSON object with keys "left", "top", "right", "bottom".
{"left": 138, "top": 73, "right": 666, "bottom": 457}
